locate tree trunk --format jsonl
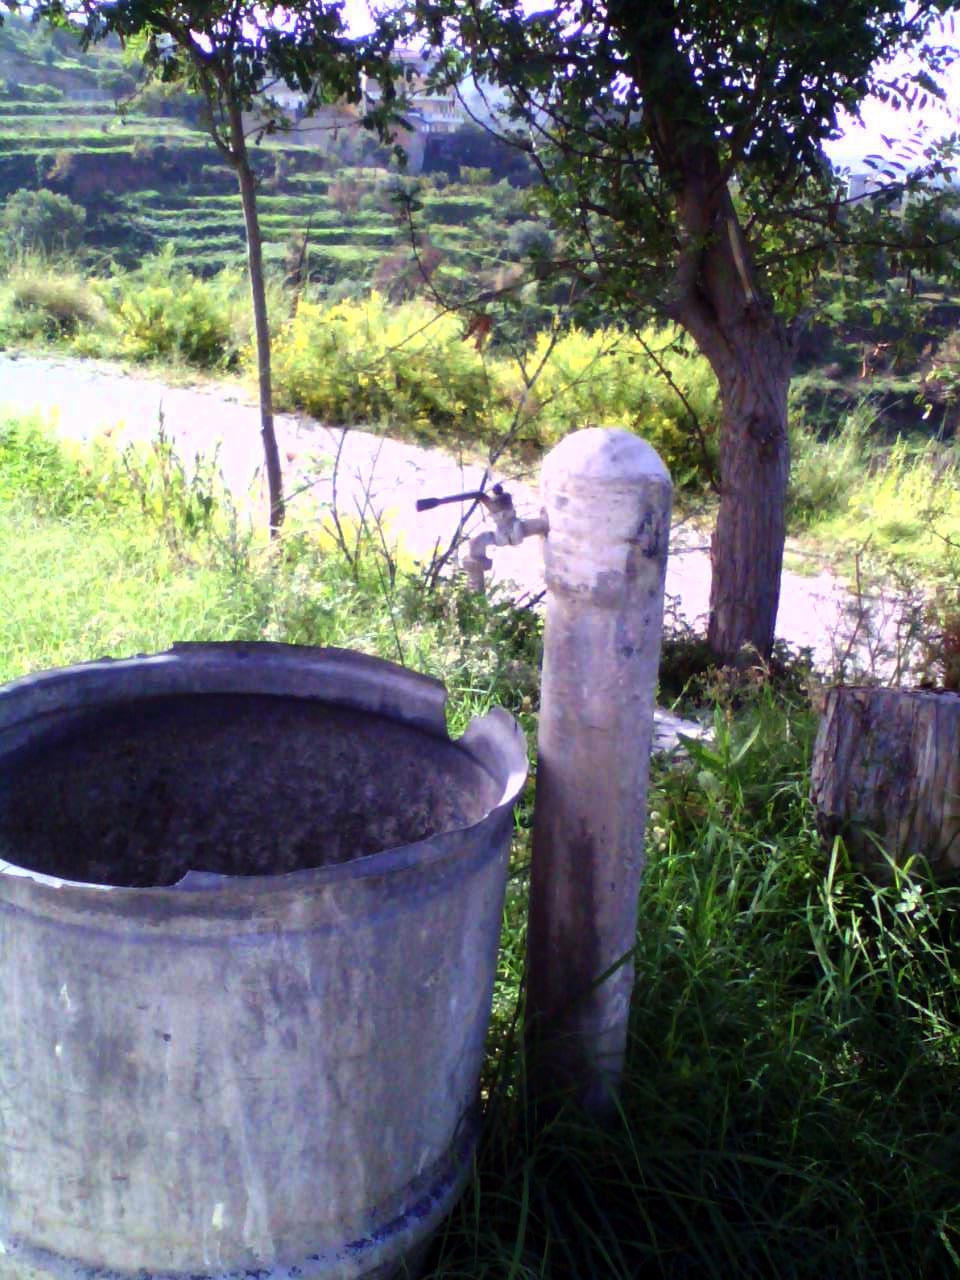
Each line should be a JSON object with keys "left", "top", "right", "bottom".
{"left": 229, "top": 103, "right": 285, "bottom": 533}
{"left": 630, "top": 23, "right": 795, "bottom": 665}
{"left": 674, "top": 265, "right": 793, "bottom": 664}
{"left": 661, "top": 162, "right": 793, "bottom": 663}
{"left": 707, "top": 329, "right": 791, "bottom": 663}
{"left": 810, "top": 686, "right": 960, "bottom": 877}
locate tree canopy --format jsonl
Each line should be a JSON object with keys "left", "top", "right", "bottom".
{"left": 419, "top": 0, "right": 958, "bottom": 321}
{"left": 414, "top": 0, "right": 959, "bottom": 661}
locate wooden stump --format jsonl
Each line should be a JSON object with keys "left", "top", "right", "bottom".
{"left": 810, "top": 686, "right": 960, "bottom": 877}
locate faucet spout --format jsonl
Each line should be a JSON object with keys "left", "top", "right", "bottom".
{"left": 416, "top": 482, "right": 549, "bottom": 593}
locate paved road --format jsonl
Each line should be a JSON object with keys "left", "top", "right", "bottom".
{"left": 0, "top": 350, "right": 879, "bottom": 675}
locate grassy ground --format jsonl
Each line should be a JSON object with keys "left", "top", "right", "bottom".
{"left": 430, "top": 701, "right": 960, "bottom": 1277}
{"left": 2, "top": 414, "right": 959, "bottom": 1277}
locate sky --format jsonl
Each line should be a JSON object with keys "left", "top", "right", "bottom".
{"left": 340, "top": 1, "right": 959, "bottom": 172}
{"left": 825, "top": 48, "right": 960, "bottom": 168}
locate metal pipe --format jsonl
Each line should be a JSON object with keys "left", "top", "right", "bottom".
{"left": 462, "top": 531, "right": 496, "bottom": 593}
{"left": 415, "top": 483, "right": 548, "bottom": 593}
{"left": 526, "top": 428, "right": 672, "bottom": 1115}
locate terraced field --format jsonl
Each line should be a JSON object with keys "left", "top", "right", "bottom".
{"left": 0, "top": 14, "right": 535, "bottom": 291}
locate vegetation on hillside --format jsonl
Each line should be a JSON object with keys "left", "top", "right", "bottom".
{"left": 0, "top": 7, "right": 538, "bottom": 291}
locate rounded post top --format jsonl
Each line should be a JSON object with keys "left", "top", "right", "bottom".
{"left": 541, "top": 427, "right": 672, "bottom": 490}
{"left": 538, "top": 428, "right": 672, "bottom": 596}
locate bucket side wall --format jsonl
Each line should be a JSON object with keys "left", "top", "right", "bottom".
{"left": 0, "top": 816, "right": 512, "bottom": 1277}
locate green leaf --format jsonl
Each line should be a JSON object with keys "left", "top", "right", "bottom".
{"left": 730, "top": 719, "right": 762, "bottom": 767}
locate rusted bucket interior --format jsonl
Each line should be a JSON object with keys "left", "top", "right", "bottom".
{"left": 0, "top": 694, "right": 499, "bottom": 887}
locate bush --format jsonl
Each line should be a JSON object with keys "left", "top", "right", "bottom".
{"left": 271, "top": 292, "right": 500, "bottom": 440}
{"left": 0, "top": 262, "right": 105, "bottom": 344}
{"left": 511, "top": 325, "right": 720, "bottom": 485}
{"left": 457, "top": 166, "right": 493, "bottom": 187}
{"left": 114, "top": 280, "right": 231, "bottom": 365}
{"left": 272, "top": 294, "right": 720, "bottom": 482}
{"left": 505, "top": 220, "right": 555, "bottom": 262}
{"left": 1, "top": 187, "right": 86, "bottom": 257}
{"left": 107, "top": 252, "right": 247, "bottom": 367}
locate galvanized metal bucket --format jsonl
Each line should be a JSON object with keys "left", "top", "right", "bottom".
{"left": 0, "top": 644, "right": 528, "bottom": 1280}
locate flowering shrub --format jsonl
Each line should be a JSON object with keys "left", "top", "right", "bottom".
{"left": 272, "top": 295, "right": 720, "bottom": 484}
{"left": 271, "top": 292, "right": 501, "bottom": 440}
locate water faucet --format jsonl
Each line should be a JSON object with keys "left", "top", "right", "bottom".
{"left": 415, "top": 484, "right": 549, "bottom": 592}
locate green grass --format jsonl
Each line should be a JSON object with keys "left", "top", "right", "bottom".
{"left": 0, "top": 420, "right": 373, "bottom": 682}
{"left": 818, "top": 437, "right": 960, "bottom": 571}
{"left": 130, "top": 216, "right": 243, "bottom": 236}
{"left": 789, "top": 400, "right": 960, "bottom": 580}
{"left": 421, "top": 694, "right": 960, "bottom": 1277}
{"left": 0, "top": 412, "right": 542, "bottom": 703}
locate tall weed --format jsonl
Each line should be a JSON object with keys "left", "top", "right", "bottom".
{"left": 790, "top": 397, "right": 960, "bottom": 578}
{"left": 117, "top": 415, "right": 222, "bottom": 553}
{"left": 0, "top": 258, "right": 105, "bottom": 345}
{"left": 788, "top": 399, "right": 877, "bottom": 528}
{"left": 842, "top": 436, "right": 960, "bottom": 568}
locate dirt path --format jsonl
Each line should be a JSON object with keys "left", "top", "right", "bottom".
{"left": 0, "top": 350, "right": 872, "bottom": 674}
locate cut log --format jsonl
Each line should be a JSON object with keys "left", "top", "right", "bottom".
{"left": 810, "top": 686, "right": 960, "bottom": 877}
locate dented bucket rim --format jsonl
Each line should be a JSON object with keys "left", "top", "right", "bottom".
{"left": 0, "top": 643, "right": 529, "bottom": 908}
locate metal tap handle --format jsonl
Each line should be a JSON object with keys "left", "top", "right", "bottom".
{"left": 415, "top": 485, "right": 505, "bottom": 514}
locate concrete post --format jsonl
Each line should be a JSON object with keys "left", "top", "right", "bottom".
{"left": 526, "top": 428, "right": 672, "bottom": 1113}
